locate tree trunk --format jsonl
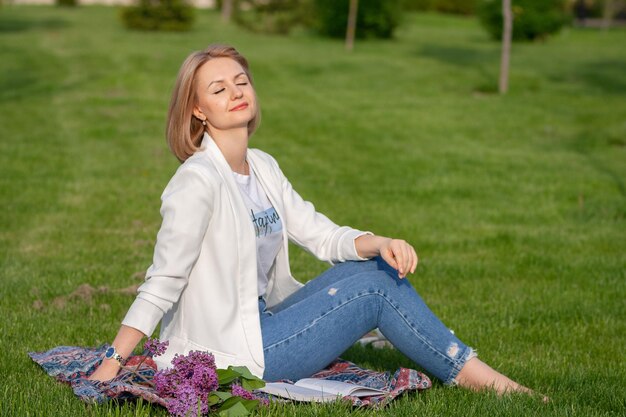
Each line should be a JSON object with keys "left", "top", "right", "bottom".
{"left": 602, "top": 0, "right": 614, "bottom": 30}
{"left": 345, "top": 0, "right": 359, "bottom": 52}
{"left": 499, "top": 0, "right": 512, "bottom": 94}
{"left": 222, "top": 0, "right": 233, "bottom": 23}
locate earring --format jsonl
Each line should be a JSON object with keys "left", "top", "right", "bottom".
{"left": 202, "top": 120, "right": 207, "bottom": 126}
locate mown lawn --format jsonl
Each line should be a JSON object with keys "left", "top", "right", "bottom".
{"left": 0, "top": 5, "right": 624, "bottom": 417}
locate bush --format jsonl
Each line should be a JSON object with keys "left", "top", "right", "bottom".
{"left": 570, "top": 0, "right": 626, "bottom": 20}
{"left": 233, "top": 0, "right": 315, "bottom": 35}
{"left": 403, "top": 0, "right": 434, "bottom": 11}
{"left": 120, "top": 0, "right": 195, "bottom": 31}
{"left": 313, "top": 0, "right": 404, "bottom": 39}
{"left": 478, "top": 0, "right": 571, "bottom": 41}
{"left": 432, "top": 0, "right": 476, "bottom": 15}
{"left": 403, "top": 0, "right": 475, "bottom": 14}
{"left": 56, "top": 0, "right": 77, "bottom": 6}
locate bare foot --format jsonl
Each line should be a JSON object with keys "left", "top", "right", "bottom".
{"left": 455, "top": 357, "right": 540, "bottom": 397}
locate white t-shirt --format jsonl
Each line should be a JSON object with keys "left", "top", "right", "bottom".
{"left": 233, "top": 168, "right": 283, "bottom": 297}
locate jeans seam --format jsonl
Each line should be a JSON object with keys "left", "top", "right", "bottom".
{"left": 263, "top": 290, "right": 378, "bottom": 351}
{"left": 264, "top": 289, "right": 462, "bottom": 377}
{"left": 376, "top": 291, "right": 460, "bottom": 370}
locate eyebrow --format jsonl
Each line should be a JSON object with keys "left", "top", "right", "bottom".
{"left": 207, "top": 72, "right": 247, "bottom": 89}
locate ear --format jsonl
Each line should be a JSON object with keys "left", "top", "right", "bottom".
{"left": 192, "top": 106, "right": 205, "bottom": 122}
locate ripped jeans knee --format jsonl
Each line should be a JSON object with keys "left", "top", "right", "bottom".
{"left": 260, "top": 258, "right": 478, "bottom": 384}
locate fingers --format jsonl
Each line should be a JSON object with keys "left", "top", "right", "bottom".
{"left": 397, "top": 241, "right": 408, "bottom": 278}
{"left": 381, "top": 247, "right": 399, "bottom": 271}
{"left": 389, "top": 240, "right": 417, "bottom": 279}
{"left": 379, "top": 238, "right": 419, "bottom": 279}
{"left": 410, "top": 245, "right": 418, "bottom": 274}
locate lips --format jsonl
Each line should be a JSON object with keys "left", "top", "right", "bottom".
{"left": 230, "top": 103, "right": 248, "bottom": 111}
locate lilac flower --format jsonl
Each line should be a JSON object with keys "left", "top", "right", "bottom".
{"left": 190, "top": 363, "right": 219, "bottom": 393}
{"left": 231, "top": 383, "right": 255, "bottom": 400}
{"left": 153, "top": 349, "right": 263, "bottom": 416}
{"left": 154, "top": 351, "right": 219, "bottom": 416}
{"left": 154, "top": 368, "right": 176, "bottom": 398}
{"left": 144, "top": 338, "right": 169, "bottom": 357}
{"left": 172, "top": 350, "right": 216, "bottom": 372}
{"left": 166, "top": 380, "right": 208, "bottom": 417}
{"left": 231, "top": 383, "right": 269, "bottom": 406}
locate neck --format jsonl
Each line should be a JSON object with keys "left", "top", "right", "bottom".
{"left": 209, "top": 127, "right": 249, "bottom": 174}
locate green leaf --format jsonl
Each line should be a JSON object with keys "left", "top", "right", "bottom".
{"left": 217, "top": 401, "right": 251, "bottom": 416}
{"left": 213, "top": 390, "right": 233, "bottom": 401}
{"left": 216, "top": 368, "right": 239, "bottom": 385}
{"left": 238, "top": 399, "right": 260, "bottom": 412}
{"left": 217, "top": 396, "right": 240, "bottom": 410}
{"left": 241, "top": 378, "right": 265, "bottom": 391}
{"left": 207, "top": 393, "right": 222, "bottom": 407}
{"left": 227, "top": 365, "right": 265, "bottom": 390}
{"left": 217, "top": 397, "right": 252, "bottom": 416}
{"left": 228, "top": 366, "right": 255, "bottom": 380}
{"left": 208, "top": 390, "right": 233, "bottom": 407}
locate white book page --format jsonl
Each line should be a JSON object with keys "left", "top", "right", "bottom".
{"left": 259, "top": 382, "right": 343, "bottom": 402}
{"left": 295, "top": 378, "right": 388, "bottom": 397}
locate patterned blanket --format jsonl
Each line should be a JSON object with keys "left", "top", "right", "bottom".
{"left": 28, "top": 345, "right": 431, "bottom": 409}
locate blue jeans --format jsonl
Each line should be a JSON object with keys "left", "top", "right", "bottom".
{"left": 259, "top": 257, "right": 475, "bottom": 384}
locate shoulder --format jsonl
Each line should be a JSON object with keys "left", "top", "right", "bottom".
{"left": 248, "top": 148, "right": 280, "bottom": 168}
{"left": 165, "top": 151, "right": 221, "bottom": 194}
{"left": 248, "top": 148, "right": 285, "bottom": 180}
{"left": 180, "top": 150, "right": 222, "bottom": 180}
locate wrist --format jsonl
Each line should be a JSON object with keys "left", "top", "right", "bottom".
{"left": 374, "top": 236, "right": 392, "bottom": 254}
{"left": 355, "top": 234, "right": 391, "bottom": 258}
{"left": 100, "top": 357, "right": 122, "bottom": 368}
{"left": 104, "top": 345, "right": 127, "bottom": 366}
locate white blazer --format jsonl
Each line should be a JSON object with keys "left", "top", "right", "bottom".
{"left": 122, "top": 133, "right": 370, "bottom": 377}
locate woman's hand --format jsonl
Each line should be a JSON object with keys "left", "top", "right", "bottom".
{"left": 87, "top": 325, "right": 145, "bottom": 382}
{"left": 355, "top": 235, "right": 419, "bottom": 278}
{"left": 88, "top": 358, "right": 121, "bottom": 382}
{"left": 378, "top": 238, "right": 418, "bottom": 278}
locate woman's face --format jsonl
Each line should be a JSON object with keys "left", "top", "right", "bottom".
{"left": 192, "top": 57, "right": 257, "bottom": 135}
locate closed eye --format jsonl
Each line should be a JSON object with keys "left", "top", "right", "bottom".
{"left": 213, "top": 88, "right": 225, "bottom": 94}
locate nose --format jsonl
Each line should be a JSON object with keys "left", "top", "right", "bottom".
{"left": 231, "top": 85, "right": 243, "bottom": 100}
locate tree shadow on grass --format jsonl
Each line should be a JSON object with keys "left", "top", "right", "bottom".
{"left": 417, "top": 44, "right": 500, "bottom": 92}
{"left": 0, "top": 15, "right": 69, "bottom": 33}
{"left": 571, "top": 131, "right": 626, "bottom": 198}
{"left": 549, "top": 59, "right": 626, "bottom": 95}
{"left": 0, "top": 44, "right": 63, "bottom": 103}
{"left": 419, "top": 44, "right": 499, "bottom": 67}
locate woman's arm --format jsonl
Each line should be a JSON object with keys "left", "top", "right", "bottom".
{"left": 269, "top": 154, "right": 417, "bottom": 273}
{"left": 90, "top": 166, "right": 216, "bottom": 381}
{"left": 355, "top": 234, "right": 418, "bottom": 279}
{"left": 121, "top": 167, "right": 215, "bottom": 337}
{"left": 88, "top": 325, "right": 145, "bottom": 381}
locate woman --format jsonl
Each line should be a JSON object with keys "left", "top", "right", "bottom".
{"left": 89, "top": 44, "right": 532, "bottom": 395}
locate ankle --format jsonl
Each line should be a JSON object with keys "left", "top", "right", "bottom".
{"left": 455, "top": 357, "right": 532, "bottom": 395}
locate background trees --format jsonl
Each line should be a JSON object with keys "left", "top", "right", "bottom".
{"left": 479, "top": 0, "right": 570, "bottom": 41}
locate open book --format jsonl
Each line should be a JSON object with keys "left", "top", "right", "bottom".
{"left": 258, "top": 378, "right": 389, "bottom": 402}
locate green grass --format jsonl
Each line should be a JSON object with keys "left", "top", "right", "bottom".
{"left": 1, "top": 5, "right": 625, "bottom": 416}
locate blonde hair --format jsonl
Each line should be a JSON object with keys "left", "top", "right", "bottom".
{"left": 166, "top": 45, "right": 260, "bottom": 162}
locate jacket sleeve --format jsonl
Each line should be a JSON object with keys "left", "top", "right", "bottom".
{"left": 274, "top": 158, "right": 372, "bottom": 264}
{"left": 122, "top": 165, "right": 214, "bottom": 336}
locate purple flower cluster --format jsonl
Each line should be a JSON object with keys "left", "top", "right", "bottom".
{"left": 231, "top": 384, "right": 269, "bottom": 406}
{"left": 148, "top": 340, "right": 266, "bottom": 417}
{"left": 144, "top": 338, "right": 169, "bottom": 357}
{"left": 154, "top": 351, "right": 219, "bottom": 417}
{"left": 165, "top": 381, "right": 208, "bottom": 416}
{"left": 231, "top": 383, "right": 255, "bottom": 400}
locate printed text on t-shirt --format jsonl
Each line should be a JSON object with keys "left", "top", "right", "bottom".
{"left": 250, "top": 207, "right": 282, "bottom": 238}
